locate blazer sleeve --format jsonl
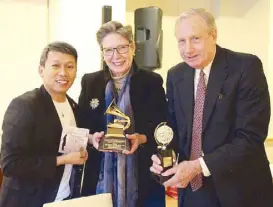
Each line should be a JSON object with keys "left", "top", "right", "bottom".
{"left": 78, "top": 74, "right": 87, "bottom": 107}
{"left": 141, "top": 74, "right": 168, "bottom": 149}
{"left": 1, "top": 97, "right": 57, "bottom": 180}
{"left": 166, "top": 70, "right": 179, "bottom": 153}
{"left": 203, "top": 55, "right": 271, "bottom": 177}
{"left": 77, "top": 74, "right": 89, "bottom": 129}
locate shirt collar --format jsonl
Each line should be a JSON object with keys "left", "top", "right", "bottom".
{"left": 196, "top": 49, "right": 216, "bottom": 77}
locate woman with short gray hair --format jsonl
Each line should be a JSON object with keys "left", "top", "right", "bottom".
{"left": 78, "top": 21, "right": 167, "bottom": 207}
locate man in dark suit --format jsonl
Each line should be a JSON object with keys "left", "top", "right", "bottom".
{"left": 150, "top": 8, "right": 273, "bottom": 207}
{"left": 0, "top": 42, "right": 88, "bottom": 207}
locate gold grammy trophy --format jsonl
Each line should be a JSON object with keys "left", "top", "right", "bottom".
{"left": 98, "top": 100, "right": 131, "bottom": 152}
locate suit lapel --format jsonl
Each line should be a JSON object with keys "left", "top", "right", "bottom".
{"left": 177, "top": 66, "right": 195, "bottom": 141}
{"left": 202, "top": 46, "right": 228, "bottom": 132}
{"left": 40, "top": 86, "right": 63, "bottom": 151}
{"left": 67, "top": 96, "right": 78, "bottom": 125}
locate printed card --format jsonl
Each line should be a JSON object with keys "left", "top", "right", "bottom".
{"left": 58, "top": 126, "right": 89, "bottom": 154}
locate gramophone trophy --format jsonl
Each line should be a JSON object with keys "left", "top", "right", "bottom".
{"left": 98, "top": 100, "right": 130, "bottom": 152}
{"left": 154, "top": 122, "right": 176, "bottom": 184}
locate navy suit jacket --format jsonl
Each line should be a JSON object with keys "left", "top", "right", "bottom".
{"left": 167, "top": 45, "right": 273, "bottom": 207}
{"left": 0, "top": 86, "right": 83, "bottom": 207}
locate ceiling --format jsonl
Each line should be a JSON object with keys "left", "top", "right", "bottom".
{"left": 126, "top": 0, "right": 217, "bottom": 16}
{"left": 126, "top": 0, "right": 262, "bottom": 17}
{"left": 0, "top": 0, "right": 46, "bottom": 5}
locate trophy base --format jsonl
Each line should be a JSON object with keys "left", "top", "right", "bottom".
{"left": 98, "top": 136, "right": 130, "bottom": 152}
{"left": 157, "top": 150, "right": 174, "bottom": 168}
{"left": 153, "top": 173, "right": 173, "bottom": 184}
{"left": 152, "top": 149, "right": 175, "bottom": 185}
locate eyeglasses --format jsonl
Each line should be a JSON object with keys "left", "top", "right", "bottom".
{"left": 102, "top": 44, "right": 130, "bottom": 56}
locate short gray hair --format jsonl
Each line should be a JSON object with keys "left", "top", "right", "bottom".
{"left": 96, "top": 21, "right": 133, "bottom": 47}
{"left": 39, "top": 41, "right": 78, "bottom": 66}
{"left": 176, "top": 8, "right": 217, "bottom": 32}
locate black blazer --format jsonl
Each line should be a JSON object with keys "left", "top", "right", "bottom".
{"left": 77, "top": 64, "right": 168, "bottom": 206}
{"left": 0, "top": 86, "right": 83, "bottom": 207}
{"left": 167, "top": 45, "right": 273, "bottom": 207}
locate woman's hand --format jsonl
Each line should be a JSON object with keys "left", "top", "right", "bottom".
{"left": 89, "top": 131, "right": 104, "bottom": 150}
{"left": 123, "top": 133, "right": 147, "bottom": 155}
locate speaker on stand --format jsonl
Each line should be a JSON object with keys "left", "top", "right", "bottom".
{"left": 101, "top": 5, "right": 112, "bottom": 70}
{"left": 134, "top": 7, "right": 163, "bottom": 70}
{"left": 102, "top": 5, "right": 112, "bottom": 24}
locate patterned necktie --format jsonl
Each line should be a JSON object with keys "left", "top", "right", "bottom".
{"left": 190, "top": 69, "right": 206, "bottom": 191}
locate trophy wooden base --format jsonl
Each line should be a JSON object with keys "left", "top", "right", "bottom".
{"left": 152, "top": 149, "right": 175, "bottom": 184}
{"left": 98, "top": 136, "right": 130, "bottom": 152}
{"left": 153, "top": 170, "right": 173, "bottom": 184}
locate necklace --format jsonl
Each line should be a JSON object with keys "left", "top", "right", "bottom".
{"left": 111, "top": 68, "right": 130, "bottom": 80}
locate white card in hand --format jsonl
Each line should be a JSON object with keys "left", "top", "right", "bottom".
{"left": 58, "top": 126, "right": 89, "bottom": 154}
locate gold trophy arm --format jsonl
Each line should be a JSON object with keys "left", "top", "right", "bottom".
{"left": 114, "top": 119, "right": 131, "bottom": 130}
{"left": 105, "top": 100, "right": 131, "bottom": 130}
{"left": 114, "top": 119, "right": 127, "bottom": 123}
{"left": 124, "top": 118, "right": 130, "bottom": 130}
{"left": 105, "top": 100, "right": 126, "bottom": 117}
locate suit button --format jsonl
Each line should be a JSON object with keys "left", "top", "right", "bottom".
{"left": 227, "top": 169, "right": 232, "bottom": 175}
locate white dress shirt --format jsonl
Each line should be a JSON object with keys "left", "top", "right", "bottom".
{"left": 53, "top": 98, "right": 76, "bottom": 201}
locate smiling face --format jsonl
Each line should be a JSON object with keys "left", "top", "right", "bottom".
{"left": 175, "top": 14, "right": 217, "bottom": 69}
{"left": 101, "top": 33, "right": 135, "bottom": 77}
{"left": 39, "top": 51, "right": 77, "bottom": 102}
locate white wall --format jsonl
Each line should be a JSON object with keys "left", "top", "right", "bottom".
{"left": 48, "top": 0, "right": 126, "bottom": 101}
{"left": 0, "top": 0, "right": 48, "bottom": 131}
{"left": 268, "top": 0, "right": 273, "bottom": 140}
{"left": 0, "top": 0, "right": 126, "bottom": 145}
{"left": 126, "top": 0, "right": 273, "bottom": 138}
{"left": 216, "top": 0, "right": 269, "bottom": 75}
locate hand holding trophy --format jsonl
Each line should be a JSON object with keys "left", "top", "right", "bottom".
{"left": 153, "top": 122, "right": 176, "bottom": 184}
{"left": 98, "top": 100, "right": 130, "bottom": 152}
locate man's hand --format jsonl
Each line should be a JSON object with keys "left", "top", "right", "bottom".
{"left": 57, "top": 148, "right": 88, "bottom": 166}
{"left": 162, "top": 160, "right": 202, "bottom": 188}
{"left": 150, "top": 154, "right": 164, "bottom": 175}
{"left": 123, "top": 133, "right": 147, "bottom": 154}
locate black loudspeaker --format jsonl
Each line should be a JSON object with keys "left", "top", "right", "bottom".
{"left": 134, "top": 7, "right": 163, "bottom": 70}
{"left": 101, "top": 6, "right": 112, "bottom": 70}
{"left": 102, "top": 5, "right": 112, "bottom": 24}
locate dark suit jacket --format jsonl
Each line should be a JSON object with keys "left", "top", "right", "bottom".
{"left": 167, "top": 45, "right": 273, "bottom": 207}
{"left": 0, "top": 86, "right": 83, "bottom": 207}
{"left": 77, "top": 64, "right": 168, "bottom": 206}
